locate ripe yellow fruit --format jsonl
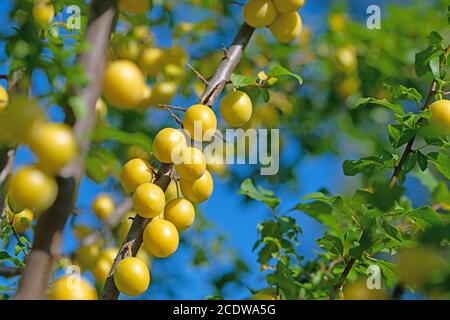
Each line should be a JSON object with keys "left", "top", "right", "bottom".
{"left": 269, "top": 12, "right": 303, "bottom": 43}
{"left": 32, "top": 0, "right": 54, "bottom": 25}
{"left": 92, "top": 247, "right": 119, "bottom": 284}
{"left": 180, "top": 170, "right": 214, "bottom": 204}
{"left": 398, "top": 247, "right": 444, "bottom": 287}
{"left": 250, "top": 288, "right": 278, "bottom": 300}
{"left": 243, "top": 0, "right": 277, "bottom": 28}
{"left": 138, "top": 85, "right": 153, "bottom": 110}
{"left": 103, "top": 60, "right": 146, "bottom": 109}
{"left": 164, "top": 199, "right": 195, "bottom": 232}
{"left": 150, "top": 81, "right": 177, "bottom": 105}
{"left": 5, "top": 96, "right": 45, "bottom": 144}
{"left": 143, "top": 219, "right": 179, "bottom": 258}
{"left": 119, "top": 0, "right": 151, "bottom": 15}
{"left": 121, "top": 158, "right": 154, "bottom": 193}
{"left": 165, "top": 180, "right": 179, "bottom": 202}
{"left": 7, "top": 208, "right": 34, "bottom": 234}
{"left": 116, "top": 212, "right": 135, "bottom": 244}
{"left": 429, "top": 100, "right": 450, "bottom": 134}
{"left": 273, "top": 0, "right": 305, "bottom": 14}
{"left": 175, "top": 147, "right": 206, "bottom": 181}
{"left": 139, "top": 47, "right": 164, "bottom": 77}
{"left": 95, "top": 98, "right": 108, "bottom": 124}
{"left": 133, "top": 183, "right": 165, "bottom": 218}
{"left": 48, "top": 275, "right": 98, "bottom": 300}
{"left": 76, "top": 244, "right": 100, "bottom": 270}
{"left": 152, "top": 128, "right": 187, "bottom": 163}
{"left": 9, "top": 166, "right": 58, "bottom": 213}
{"left": 28, "top": 122, "right": 78, "bottom": 175}
{"left": 113, "top": 38, "right": 141, "bottom": 61}
{"left": 92, "top": 194, "right": 115, "bottom": 220}
{"left": 92, "top": 257, "right": 112, "bottom": 285}
{"left": 343, "top": 280, "right": 389, "bottom": 300}
{"left": 126, "top": 145, "right": 151, "bottom": 161}
{"left": 206, "top": 152, "right": 227, "bottom": 176}
{"left": 220, "top": 91, "right": 253, "bottom": 127}
{"left": 114, "top": 257, "right": 150, "bottom": 296}
{"left": 0, "top": 85, "right": 8, "bottom": 111}
{"left": 183, "top": 104, "right": 217, "bottom": 141}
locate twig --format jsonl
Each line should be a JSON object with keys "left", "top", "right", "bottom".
{"left": 157, "top": 104, "right": 187, "bottom": 112}
{"left": 388, "top": 79, "right": 437, "bottom": 188}
{"left": 0, "top": 266, "right": 23, "bottom": 278}
{"left": 102, "top": 22, "right": 256, "bottom": 300}
{"left": 329, "top": 256, "right": 356, "bottom": 300}
{"left": 186, "top": 63, "right": 209, "bottom": 85}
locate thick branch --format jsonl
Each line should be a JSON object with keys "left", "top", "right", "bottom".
{"left": 0, "top": 149, "right": 16, "bottom": 216}
{"left": 101, "top": 23, "right": 255, "bottom": 300}
{"left": 14, "top": 0, "right": 118, "bottom": 300}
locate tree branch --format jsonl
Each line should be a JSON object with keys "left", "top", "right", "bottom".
{"left": 388, "top": 79, "right": 438, "bottom": 188}
{"left": 0, "top": 266, "right": 23, "bottom": 278}
{"left": 13, "top": 0, "right": 118, "bottom": 300}
{"left": 101, "top": 23, "right": 255, "bottom": 300}
{"left": 329, "top": 256, "right": 356, "bottom": 300}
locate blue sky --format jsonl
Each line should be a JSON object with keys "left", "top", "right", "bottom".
{"left": 0, "top": 0, "right": 424, "bottom": 300}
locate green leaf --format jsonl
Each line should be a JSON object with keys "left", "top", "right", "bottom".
{"left": 293, "top": 201, "right": 338, "bottom": 228}
{"left": 238, "top": 179, "right": 280, "bottom": 210}
{"left": 416, "top": 151, "right": 428, "bottom": 171}
{"left": 267, "top": 65, "right": 303, "bottom": 85}
{"left": 381, "top": 220, "right": 403, "bottom": 241}
{"left": 342, "top": 156, "right": 385, "bottom": 176}
{"left": 370, "top": 259, "right": 400, "bottom": 288}
{"left": 355, "top": 97, "right": 404, "bottom": 115}
{"left": 405, "top": 206, "right": 442, "bottom": 230}
{"left": 317, "top": 235, "right": 344, "bottom": 256}
{"left": 383, "top": 83, "right": 422, "bottom": 103}
{"left": 68, "top": 96, "right": 87, "bottom": 120}
{"left": 230, "top": 73, "right": 257, "bottom": 88}
{"left": 428, "top": 152, "right": 450, "bottom": 179}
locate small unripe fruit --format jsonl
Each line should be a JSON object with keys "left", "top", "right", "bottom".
{"left": 250, "top": 288, "right": 278, "bottom": 300}
{"left": 113, "top": 38, "right": 141, "bottom": 61}
{"left": 76, "top": 244, "right": 100, "bottom": 270}
{"left": 138, "top": 85, "right": 153, "bottom": 110}
{"left": 343, "top": 280, "right": 389, "bottom": 300}
{"left": 165, "top": 180, "right": 179, "bottom": 202}
{"left": 143, "top": 219, "right": 179, "bottom": 258}
{"left": 429, "top": 100, "right": 450, "bottom": 135}
{"left": 9, "top": 166, "right": 58, "bottom": 213}
{"left": 48, "top": 276, "right": 97, "bottom": 300}
{"left": 152, "top": 128, "right": 186, "bottom": 163}
{"left": 183, "top": 104, "right": 217, "bottom": 141}
{"left": 116, "top": 212, "right": 135, "bottom": 245}
{"left": 28, "top": 122, "right": 78, "bottom": 175}
{"left": 126, "top": 145, "right": 151, "bottom": 161}
{"left": 92, "top": 194, "right": 115, "bottom": 221}
{"left": 139, "top": 47, "right": 164, "bottom": 77}
{"left": 180, "top": 170, "right": 214, "bottom": 204}
{"left": 174, "top": 147, "right": 206, "bottom": 181}
{"left": 164, "top": 198, "right": 195, "bottom": 232}
{"left": 119, "top": 0, "right": 151, "bottom": 15}
{"left": 272, "top": 0, "right": 305, "bottom": 14}
{"left": 114, "top": 257, "right": 150, "bottom": 296}
{"left": 7, "top": 208, "right": 34, "bottom": 234}
{"left": 243, "top": 0, "right": 277, "bottom": 28}
{"left": 220, "top": 91, "right": 253, "bottom": 127}
{"left": 103, "top": 60, "right": 146, "bottom": 109}
{"left": 150, "top": 81, "right": 177, "bottom": 105}
{"left": 92, "top": 257, "right": 112, "bottom": 285}
{"left": 133, "top": 183, "right": 165, "bottom": 218}
{"left": 269, "top": 12, "right": 303, "bottom": 43}
{"left": 121, "top": 158, "right": 154, "bottom": 193}
{"left": 95, "top": 98, "right": 108, "bottom": 124}
{"left": 32, "top": 0, "right": 54, "bottom": 25}
{"left": 0, "top": 85, "right": 8, "bottom": 111}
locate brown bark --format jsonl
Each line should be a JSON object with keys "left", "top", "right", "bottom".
{"left": 13, "top": 0, "right": 118, "bottom": 300}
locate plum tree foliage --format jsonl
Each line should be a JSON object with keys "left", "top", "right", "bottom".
{"left": 0, "top": 0, "right": 449, "bottom": 301}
